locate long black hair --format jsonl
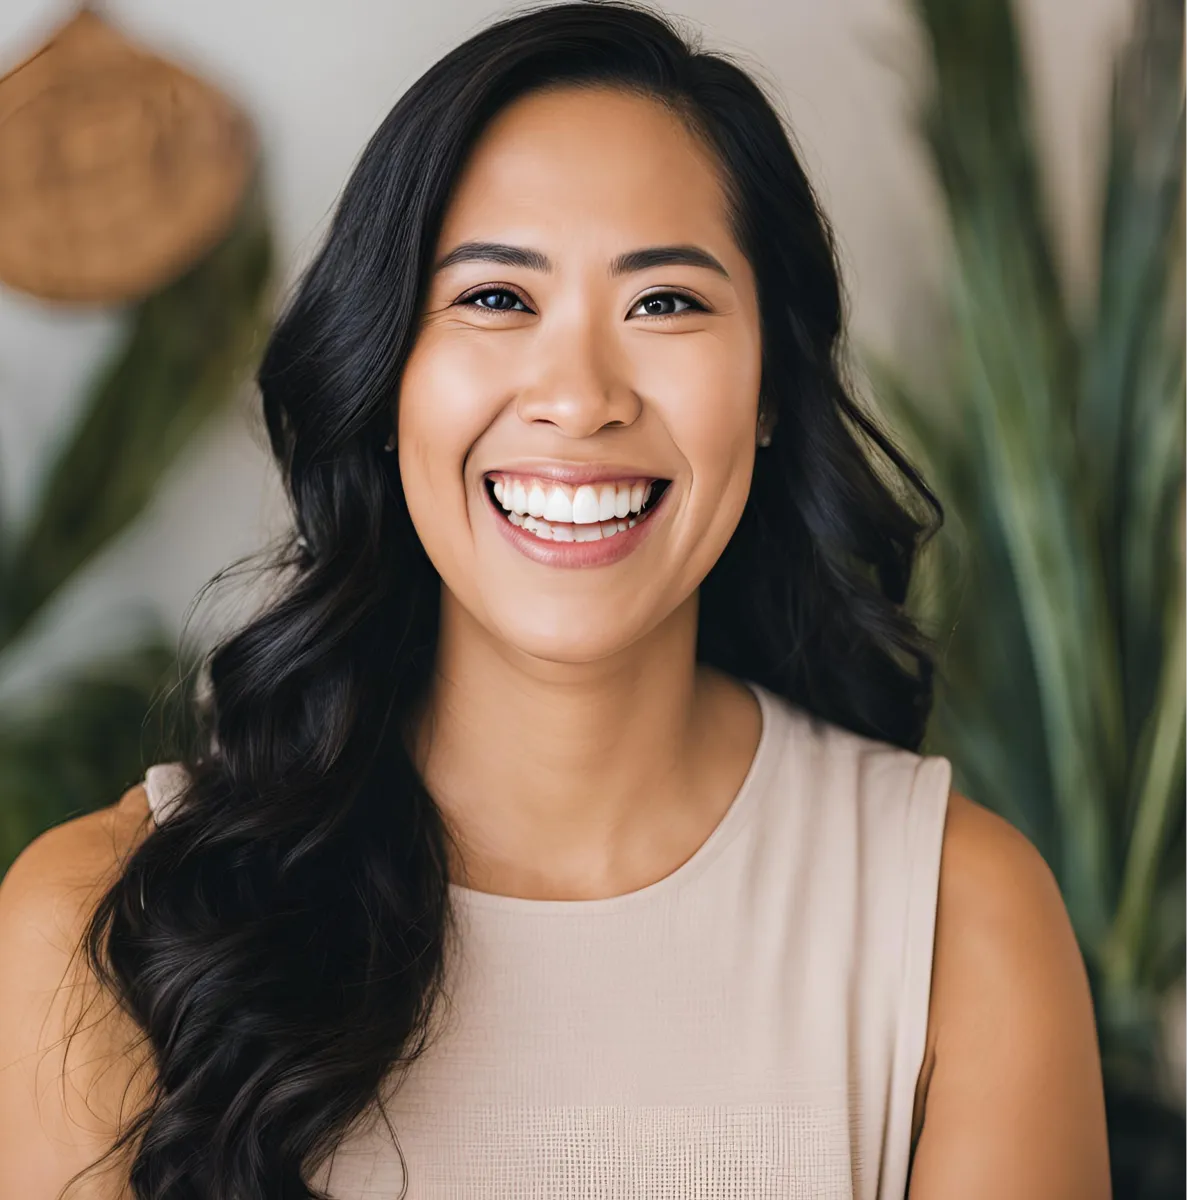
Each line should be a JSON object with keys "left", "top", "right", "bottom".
{"left": 80, "top": 2, "right": 942, "bottom": 1195}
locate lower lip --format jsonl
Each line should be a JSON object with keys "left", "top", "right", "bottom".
{"left": 485, "top": 485, "right": 670, "bottom": 568}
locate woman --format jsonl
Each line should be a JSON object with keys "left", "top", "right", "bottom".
{"left": 0, "top": 3, "right": 1109, "bottom": 1197}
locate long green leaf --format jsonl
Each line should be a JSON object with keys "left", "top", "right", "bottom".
{"left": 869, "top": 358, "right": 1062, "bottom": 862}
{"left": 877, "top": 0, "right": 1186, "bottom": 1076}
{"left": 1104, "top": 561, "right": 1185, "bottom": 989}
{"left": 1080, "top": 0, "right": 1185, "bottom": 796}
{"left": 0, "top": 634, "right": 197, "bottom": 873}
{"left": 948, "top": 235, "right": 1120, "bottom": 952}
{"left": 909, "top": 0, "right": 1124, "bottom": 950}
{"left": 2, "top": 183, "right": 274, "bottom": 642}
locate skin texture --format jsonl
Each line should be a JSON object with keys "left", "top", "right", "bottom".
{"left": 911, "top": 795, "right": 1112, "bottom": 1198}
{"left": 0, "top": 785, "right": 152, "bottom": 1200}
{"left": 0, "top": 85, "right": 1110, "bottom": 1197}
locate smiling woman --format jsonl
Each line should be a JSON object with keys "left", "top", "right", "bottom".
{"left": 396, "top": 83, "right": 769, "bottom": 661}
{"left": 0, "top": 2, "right": 1109, "bottom": 1199}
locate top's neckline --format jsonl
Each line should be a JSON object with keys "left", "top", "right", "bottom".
{"left": 447, "top": 679, "right": 783, "bottom": 918}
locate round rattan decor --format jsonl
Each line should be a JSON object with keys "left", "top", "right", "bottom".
{"left": 0, "top": 8, "right": 255, "bottom": 304}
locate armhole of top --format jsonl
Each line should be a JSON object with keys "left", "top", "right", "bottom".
{"left": 882, "top": 752, "right": 953, "bottom": 1191}
{"left": 143, "top": 762, "right": 190, "bottom": 826}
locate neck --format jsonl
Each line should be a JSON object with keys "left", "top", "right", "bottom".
{"left": 411, "top": 589, "right": 755, "bottom": 900}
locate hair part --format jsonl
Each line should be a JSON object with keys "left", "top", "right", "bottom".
{"left": 78, "top": 3, "right": 941, "bottom": 1195}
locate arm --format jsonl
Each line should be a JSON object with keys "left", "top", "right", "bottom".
{"left": 0, "top": 787, "right": 155, "bottom": 1200}
{"left": 908, "top": 790, "right": 1111, "bottom": 1199}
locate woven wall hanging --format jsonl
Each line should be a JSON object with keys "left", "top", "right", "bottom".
{"left": 0, "top": 7, "right": 254, "bottom": 303}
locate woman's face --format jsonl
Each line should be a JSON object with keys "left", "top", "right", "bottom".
{"left": 397, "top": 85, "right": 762, "bottom": 663}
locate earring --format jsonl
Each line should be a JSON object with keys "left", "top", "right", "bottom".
{"left": 756, "top": 413, "right": 772, "bottom": 448}
{"left": 382, "top": 433, "right": 397, "bottom": 452}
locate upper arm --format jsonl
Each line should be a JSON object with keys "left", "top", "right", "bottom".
{"left": 908, "top": 791, "right": 1111, "bottom": 1200}
{"left": 0, "top": 787, "right": 154, "bottom": 1200}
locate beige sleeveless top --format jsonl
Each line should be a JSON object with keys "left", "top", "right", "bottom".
{"left": 143, "top": 680, "right": 951, "bottom": 1199}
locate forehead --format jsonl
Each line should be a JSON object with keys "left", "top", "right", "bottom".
{"left": 435, "top": 86, "right": 732, "bottom": 250}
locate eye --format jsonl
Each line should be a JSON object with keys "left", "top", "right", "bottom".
{"left": 630, "top": 291, "right": 707, "bottom": 319}
{"left": 456, "top": 287, "right": 533, "bottom": 314}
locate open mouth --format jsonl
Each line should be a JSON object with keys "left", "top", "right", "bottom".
{"left": 485, "top": 475, "right": 672, "bottom": 543}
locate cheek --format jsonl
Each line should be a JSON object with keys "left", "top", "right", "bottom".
{"left": 650, "top": 316, "right": 760, "bottom": 430}
{"left": 397, "top": 333, "right": 492, "bottom": 461}
{"left": 659, "top": 343, "right": 760, "bottom": 499}
{"left": 395, "top": 338, "right": 491, "bottom": 580}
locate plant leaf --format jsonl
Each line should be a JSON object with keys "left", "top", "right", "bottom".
{"left": 908, "top": 0, "right": 1124, "bottom": 952}
{"left": 1079, "top": 0, "right": 1185, "bottom": 815}
{"left": 0, "top": 635, "right": 198, "bottom": 873}
{"left": 1, "top": 183, "right": 274, "bottom": 642}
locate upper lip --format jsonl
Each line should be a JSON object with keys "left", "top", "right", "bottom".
{"left": 482, "top": 461, "right": 671, "bottom": 486}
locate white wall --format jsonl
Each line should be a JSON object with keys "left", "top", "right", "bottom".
{"left": 0, "top": 0, "right": 1135, "bottom": 701}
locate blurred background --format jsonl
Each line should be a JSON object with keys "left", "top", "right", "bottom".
{"left": 0, "top": 0, "right": 1184, "bottom": 1195}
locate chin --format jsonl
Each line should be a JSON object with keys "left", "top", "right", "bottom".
{"left": 489, "top": 602, "right": 654, "bottom": 665}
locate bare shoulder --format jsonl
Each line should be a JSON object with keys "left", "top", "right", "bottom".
{"left": 0, "top": 785, "right": 152, "bottom": 939}
{"left": 937, "top": 788, "right": 1067, "bottom": 942}
{"left": 0, "top": 785, "right": 155, "bottom": 1199}
{"left": 908, "top": 790, "right": 1111, "bottom": 1199}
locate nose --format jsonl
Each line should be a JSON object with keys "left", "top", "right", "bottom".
{"left": 515, "top": 320, "right": 642, "bottom": 438}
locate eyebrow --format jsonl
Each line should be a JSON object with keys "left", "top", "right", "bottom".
{"left": 432, "top": 241, "right": 731, "bottom": 280}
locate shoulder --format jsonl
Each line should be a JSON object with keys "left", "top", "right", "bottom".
{"left": 908, "top": 790, "right": 1110, "bottom": 1199}
{"left": 932, "top": 791, "right": 1091, "bottom": 1023}
{"left": 0, "top": 785, "right": 154, "bottom": 1198}
{"left": 1, "top": 784, "right": 153, "bottom": 926}
{"left": 0, "top": 784, "right": 154, "bottom": 973}
{"left": 937, "top": 788, "right": 1065, "bottom": 947}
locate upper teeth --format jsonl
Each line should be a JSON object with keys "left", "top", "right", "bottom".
{"left": 489, "top": 476, "right": 657, "bottom": 523}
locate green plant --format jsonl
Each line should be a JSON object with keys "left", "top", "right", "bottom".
{"left": 869, "top": 0, "right": 1184, "bottom": 1094}
{"left": 0, "top": 183, "right": 274, "bottom": 874}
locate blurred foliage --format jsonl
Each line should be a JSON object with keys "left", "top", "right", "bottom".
{"left": 870, "top": 0, "right": 1184, "bottom": 1098}
{"left": 0, "top": 182, "right": 274, "bottom": 875}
